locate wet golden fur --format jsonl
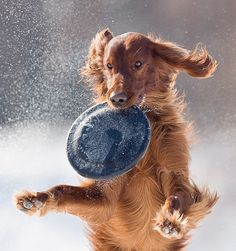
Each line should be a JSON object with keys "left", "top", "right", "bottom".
{"left": 15, "top": 29, "right": 218, "bottom": 251}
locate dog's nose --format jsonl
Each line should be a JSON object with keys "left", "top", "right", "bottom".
{"left": 110, "top": 92, "right": 128, "bottom": 106}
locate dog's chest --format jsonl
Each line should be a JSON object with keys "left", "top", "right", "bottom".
{"left": 108, "top": 172, "right": 166, "bottom": 249}
{"left": 121, "top": 171, "right": 164, "bottom": 215}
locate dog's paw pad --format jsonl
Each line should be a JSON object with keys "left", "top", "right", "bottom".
{"left": 162, "top": 225, "right": 171, "bottom": 235}
{"left": 169, "top": 228, "right": 179, "bottom": 237}
{"left": 22, "top": 200, "right": 33, "bottom": 210}
{"left": 14, "top": 191, "right": 47, "bottom": 215}
{"left": 32, "top": 199, "right": 44, "bottom": 209}
{"left": 153, "top": 209, "right": 188, "bottom": 240}
{"left": 154, "top": 219, "right": 181, "bottom": 239}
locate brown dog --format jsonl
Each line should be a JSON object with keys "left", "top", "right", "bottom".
{"left": 15, "top": 29, "right": 218, "bottom": 251}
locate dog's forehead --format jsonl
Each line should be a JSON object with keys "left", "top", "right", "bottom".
{"left": 105, "top": 33, "right": 150, "bottom": 56}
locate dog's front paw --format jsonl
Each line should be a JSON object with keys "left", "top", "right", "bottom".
{"left": 14, "top": 191, "right": 49, "bottom": 216}
{"left": 153, "top": 208, "right": 188, "bottom": 240}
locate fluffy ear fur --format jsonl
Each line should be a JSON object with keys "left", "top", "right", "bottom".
{"left": 151, "top": 39, "right": 217, "bottom": 78}
{"left": 80, "top": 28, "right": 113, "bottom": 97}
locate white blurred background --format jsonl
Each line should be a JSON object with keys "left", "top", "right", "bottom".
{"left": 0, "top": 0, "right": 236, "bottom": 250}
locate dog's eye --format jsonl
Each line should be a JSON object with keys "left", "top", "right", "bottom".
{"left": 107, "top": 63, "right": 113, "bottom": 70}
{"left": 134, "top": 60, "right": 142, "bottom": 69}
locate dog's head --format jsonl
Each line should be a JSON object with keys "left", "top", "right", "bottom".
{"left": 81, "top": 29, "right": 217, "bottom": 109}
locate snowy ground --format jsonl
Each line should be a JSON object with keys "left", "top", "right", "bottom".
{"left": 0, "top": 124, "right": 235, "bottom": 251}
{"left": 0, "top": 124, "right": 90, "bottom": 251}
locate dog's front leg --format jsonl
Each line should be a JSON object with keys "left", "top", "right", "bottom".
{"left": 154, "top": 170, "right": 194, "bottom": 239}
{"left": 160, "top": 171, "right": 195, "bottom": 213}
{"left": 15, "top": 178, "right": 125, "bottom": 224}
{"left": 153, "top": 130, "right": 195, "bottom": 239}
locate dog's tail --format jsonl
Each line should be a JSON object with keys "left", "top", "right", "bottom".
{"left": 186, "top": 183, "right": 219, "bottom": 229}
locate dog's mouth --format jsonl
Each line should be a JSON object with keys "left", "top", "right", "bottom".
{"left": 137, "top": 94, "right": 145, "bottom": 107}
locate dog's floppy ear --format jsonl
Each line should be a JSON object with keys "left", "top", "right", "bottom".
{"left": 151, "top": 39, "right": 217, "bottom": 78}
{"left": 81, "top": 28, "right": 113, "bottom": 89}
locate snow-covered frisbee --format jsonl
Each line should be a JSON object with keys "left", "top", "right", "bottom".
{"left": 66, "top": 102, "right": 150, "bottom": 180}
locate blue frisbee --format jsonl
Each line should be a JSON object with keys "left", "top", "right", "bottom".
{"left": 66, "top": 102, "right": 150, "bottom": 180}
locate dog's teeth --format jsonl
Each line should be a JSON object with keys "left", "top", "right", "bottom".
{"left": 23, "top": 200, "right": 33, "bottom": 209}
